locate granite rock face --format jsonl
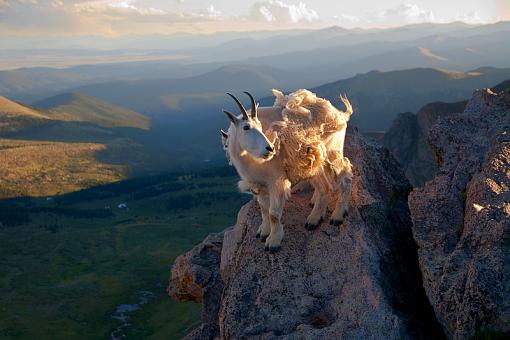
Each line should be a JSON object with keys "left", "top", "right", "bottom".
{"left": 169, "top": 127, "right": 443, "bottom": 339}
{"left": 408, "top": 88, "right": 510, "bottom": 339}
{"left": 168, "top": 232, "right": 225, "bottom": 339}
{"left": 383, "top": 101, "right": 467, "bottom": 187}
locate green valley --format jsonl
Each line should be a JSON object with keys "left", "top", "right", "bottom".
{"left": 0, "top": 168, "right": 248, "bottom": 339}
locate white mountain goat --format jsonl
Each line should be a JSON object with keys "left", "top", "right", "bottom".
{"left": 221, "top": 89, "right": 353, "bottom": 252}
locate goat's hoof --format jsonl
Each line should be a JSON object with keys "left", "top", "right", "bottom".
{"left": 305, "top": 217, "right": 323, "bottom": 230}
{"left": 256, "top": 229, "right": 269, "bottom": 242}
{"left": 343, "top": 211, "right": 348, "bottom": 218}
{"left": 264, "top": 243, "right": 281, "bottom": 253}
{"left": 268, "top": 245, "right": 281, "bottom": 253}
{"left": 305, "top": 222, "right": 318, "bottom": 230}
{"left": 330, "top": 219, "right": 343, "bottom": 226}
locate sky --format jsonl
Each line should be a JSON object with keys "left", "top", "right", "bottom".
{"left": 0, "top": 0, "right": 509, "bottom": 37}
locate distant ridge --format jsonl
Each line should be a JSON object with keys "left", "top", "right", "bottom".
{"left": 307, "top": 66, "right": 510, "bottom": 130}
{"left": 65, "top": 64, "right": 304, "bottom": 114}
{"left": 0, "top": 95, "right": 50, "bottom": 133}
{"left": 34, "top": 92, "right": 150, "bottom": 129}
{"left": 493, "top": 79, "right": 510, "bottom": 93}
{"left": 0, "top": 96, "right": 48, "bottom": 119}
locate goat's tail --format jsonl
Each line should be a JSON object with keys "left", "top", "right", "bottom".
{"left": 339, "top": 94, "right": 353, "bottom": 117}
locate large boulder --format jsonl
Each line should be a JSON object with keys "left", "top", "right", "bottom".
{"left": 169, "top": 127, "right": 444, "bottom": 339}
{"left": 383, "top": 100, "right": 467, "bottom": 187}
{"left": 168, "top": 232, "right": 225, "bottom": 339}
{"left": 408, "top": 88, "right": 510, "bottom": 339}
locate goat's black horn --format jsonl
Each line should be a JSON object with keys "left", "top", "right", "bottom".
{"left": 243, "top": 91, "right": 257, "bottom": 119}
{"left": 227, "top": 92, "right": 249, "bottom": 120}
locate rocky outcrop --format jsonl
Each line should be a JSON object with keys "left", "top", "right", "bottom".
{"left": 383, "top": 101, "right": 467, "bottom": 187}
{"left": 169, "top": 127, "right": 444, "bottom": 339}
{"left": 408, "top": 88, "right": 510, "bottom": 339}
{"left": 168, "top": 232, "right": 225, "bottom": 339}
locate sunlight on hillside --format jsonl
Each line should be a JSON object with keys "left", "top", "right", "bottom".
{"left": 0, "top": 139, "right": 126, "bottom": 199}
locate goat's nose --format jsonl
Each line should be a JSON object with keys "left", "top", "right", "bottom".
{"left": 266, "top": 146, "right": 274, "bottom": 152}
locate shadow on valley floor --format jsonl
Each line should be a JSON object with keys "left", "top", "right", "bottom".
{"left": 0, "top": 166, "right": 249, "bottom": 339}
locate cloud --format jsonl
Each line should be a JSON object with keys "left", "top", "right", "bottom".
{"left": 333, "top": 3, "right": 497, "bottom": 28}
{"left": 73, "top": 0, "right": 166, "bottom": 16}
{"left": 0, "top": 0, "right": 322, "bottom": 36}
{"left": 0, "top": 0, "right": 37, "bottom": 12}
{"left": 374, "top": 3, "right": 435, "bottom": 24}
{"left": 0, "top": 0, "right": 233, "bottom": 36}
{"left": 205, "top": 4, "right": 221, "bottom": 18}
{"left": 0, "top": 0, "right": 90, "bottom": 33}
{"left": 454, "top": 11, "right": 486, "bottom": 24}
{"left": 250, "top": 1, "right": 319, "bottom": 24}
{"left": 0, "top": 1, "right": 500, "bottom": 37}
{"left": 335, "top": 3, "right": 436, "bottom": 27}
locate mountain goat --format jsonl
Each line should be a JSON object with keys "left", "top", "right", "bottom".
{"left": 221, "top": 89, "right": 353, "bottom": 252}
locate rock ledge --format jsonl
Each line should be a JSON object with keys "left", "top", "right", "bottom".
{"left": 169, "top": 127, "right": 444, "bottom": 339}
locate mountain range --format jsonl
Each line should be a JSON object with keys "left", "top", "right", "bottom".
{"left": 2, "top": 21, "right": 510, "bottom": 106}
{"left": 265, "top": 66, "right": 510, "bottom": 130}
{"left": 3, "top": 65, "right": 509, "bottom": 190}
{"left": 4, "top": 65, "right": 506, "bottom": 135}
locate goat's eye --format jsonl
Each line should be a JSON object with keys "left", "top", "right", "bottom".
{"left": 243, "top": 125, "right": 250, "bottom": 131}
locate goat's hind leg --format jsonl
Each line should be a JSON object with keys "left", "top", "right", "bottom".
{"left": 291, "top": 180, "right": 316, "bottom": 207}
{"left": 305, "top": 177, "right": 328, "bottom": 230}
{"left": 330, "top": 157, "right": 353, "bottom": 226}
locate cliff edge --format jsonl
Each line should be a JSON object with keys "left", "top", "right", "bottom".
{"left": 168, "top": 127, "right": 443, "bottom": 339}
{"left": 409, "top": 88, "right": 510, "bottom": 339}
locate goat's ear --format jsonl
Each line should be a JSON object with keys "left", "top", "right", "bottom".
{"left": 220, "top": 129, "right": 228, "bottom": 148}
{"left": 223, "top": 110, "right": 238, "bottom": 124}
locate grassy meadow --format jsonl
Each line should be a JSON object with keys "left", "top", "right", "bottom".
{"left": 0, "top": 138, "right": 128, "bottom": 199}
{"left": 0, "top": 168, "right": 249, "bottom": 339}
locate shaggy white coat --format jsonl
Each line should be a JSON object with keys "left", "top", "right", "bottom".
{"left": 223, "top": 89, "right": 353, "bottom": 252}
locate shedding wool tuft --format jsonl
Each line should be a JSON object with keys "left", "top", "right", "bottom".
{"left": 266, "top": 89, "right": 352, "bottom": 183}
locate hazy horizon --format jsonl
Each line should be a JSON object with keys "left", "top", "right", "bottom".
{"left": 1, "top": 0, "right": 509, "bottom": 38}
{"left": 1, "top": 0, "right": 509, "bottom": 70}
{"left": 1, "top": 19, "right": 510, "bottom": 70}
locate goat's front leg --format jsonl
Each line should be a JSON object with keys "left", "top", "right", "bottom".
{"left": 256, "top": 192, "right": 271, "bottom": 242}
{"left": 264, "top": 180, "right": 290, "bottom": 253}
{"left": 305, "top": 177, "right": 329, "bottom": 230}
{"left": 330, "top": 158, "right": 353, "bottom": 226}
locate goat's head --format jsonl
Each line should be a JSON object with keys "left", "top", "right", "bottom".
{"left": 222, "top": 92, "right": 275, "bottom": 161}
